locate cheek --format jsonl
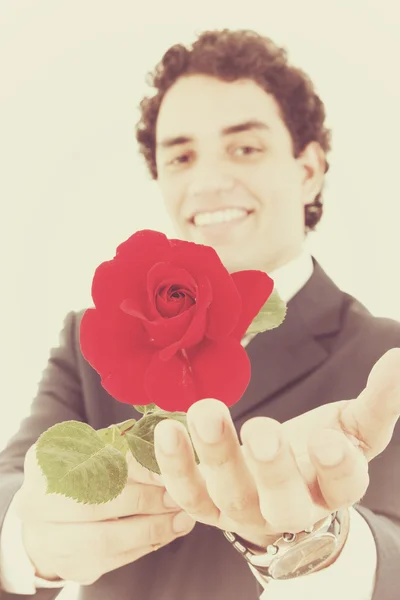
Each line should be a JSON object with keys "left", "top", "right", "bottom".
{"left": 158, "top": 185, "right": 177, "bottom": 218}
{"left": 158, "top": 177, "right": 185, "bottom": 218}
{"left": 252, "top": 163, "right": 302, "bottom": 211}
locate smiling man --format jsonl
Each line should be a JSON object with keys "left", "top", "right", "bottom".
{"left": 1, "top": 28, "right": 400, "bottom": 600}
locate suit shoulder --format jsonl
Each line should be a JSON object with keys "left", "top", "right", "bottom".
{"left": 344, "top": 294, "right": 400, "bottom": 350}
{"left": 57, "top": 308, "right": 89, "bottom": 358}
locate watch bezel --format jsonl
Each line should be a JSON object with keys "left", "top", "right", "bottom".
{"left": 223, "top": 509, "right": 348, "bottom": 582}
{"left": 256, "top": 531, "right": 339, "bottom": 580}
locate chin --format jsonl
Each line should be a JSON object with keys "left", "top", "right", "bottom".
{"left": 218, "top": 253, "right": 251, "bottom": 274}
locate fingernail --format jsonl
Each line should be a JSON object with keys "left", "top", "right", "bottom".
{"left": 191, "top": 413, "right": 224, "bottom": 444}
{"left": 163, "top": 491, "right": 180, "bottom": 509}
{"left": 173, "top": 511, "right": 194, "bottom": 533}
{"left": 246, "top": 431, "right": 280, "bottom": 462}
{"left": 314, "top": 442, "right": 345, "bottom": 466}
{"left": 156, "top": 424, "right": 180, "bottom": 455}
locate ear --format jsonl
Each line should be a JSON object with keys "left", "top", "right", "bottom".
{"left": 296, "top": 141, "right": 327, "bottom": 206}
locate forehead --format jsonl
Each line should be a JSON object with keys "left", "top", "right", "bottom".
{"left": 156, "top": 75, "right": 286, "bottom": 142}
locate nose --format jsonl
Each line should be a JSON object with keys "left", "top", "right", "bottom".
{"left": 187, "top": 174, "right": 235, "bottom": 197}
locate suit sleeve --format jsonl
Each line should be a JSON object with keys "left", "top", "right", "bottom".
{"left": 0, "top": 312, "right": 87, "bottom": 599}
{"left": 355, "top": 328, "right": 400, "bottom": 600}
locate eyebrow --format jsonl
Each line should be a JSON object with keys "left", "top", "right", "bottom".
{"left": 157, "top": 119, "right": 270, "bottom": 149}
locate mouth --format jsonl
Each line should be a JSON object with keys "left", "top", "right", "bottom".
{"left": 189, "top": 207, "right": 253, "bottom": 227}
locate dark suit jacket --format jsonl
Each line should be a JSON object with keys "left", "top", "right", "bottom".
{"left": 1, "top": 260, "right": 400, "bottom": 600}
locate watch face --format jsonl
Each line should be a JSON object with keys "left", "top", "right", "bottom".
{"left": 269, "top": 535, "right": 338, "bottom": 580}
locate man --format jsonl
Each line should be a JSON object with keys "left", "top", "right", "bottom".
{"left": 1, "top": 28, "right": 400, "bottom": 600}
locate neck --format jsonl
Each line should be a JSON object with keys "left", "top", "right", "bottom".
{"left": 261, "top": 245, "right": 305, "bottom": 276}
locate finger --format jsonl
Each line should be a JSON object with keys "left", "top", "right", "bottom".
{"left": 46, "top": 512, "right": 195, "bottom": 583}
{"left": 241, "top": 417, "right": 315, "bottom": 534}
{"left": 45, "top": 510, "right": 195, "bottom": 560}
{"left": 97, "top": 512, "right": 195, "bottom": 579}
{"left": 21, "top": 482, "right": 180, "bottom": 522}
{"left": 185, "top": 399, "right": 264, "bottom": 528}
{"left": 17, "top": 479, "right": 178, "bottom": 524}
{"left": 54, "top": 537, "right": 169, "bottom": 587}
{"left": 154, "top": 417, "right": 220, "bottom": 525}
{"left": 340, "top": 348, "right": 400, "bottom": 459}
{"left": 308, "top": 428, "right": 370, "bottom": 510}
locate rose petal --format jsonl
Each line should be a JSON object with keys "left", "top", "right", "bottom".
{"left": 80, "top": 308, "right": 146, "bottom": 373}
{"left": 146, "top": 337, "right": 251, "bottom": 411}
{"left": 92, "top": 259, "right": 149, "bottom": 316}
{"left": 101, "top": 347, "right": 155, "bottom": 405}
{"left": 230, "top": 271, "right": 275, "bottom": 340}
{"left": 120, "top": 297, "right": 147, "bottom": 320}
{"left": 142, "top": 306, "right": 196, "bottom": 347}
{"left": 145, "top": 351, "right": 197, "bottom": 412}
{"left": 80, "top": 308, "right": 155, "bottom": 405}
{"left": 116, "top": 230, "right": 171, "bottom": 261}
{"left": 187, "top": 338, "right": 251, "bottom": 407}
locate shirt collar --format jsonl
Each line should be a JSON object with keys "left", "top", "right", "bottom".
{"left": 268, "top": 250, "right": 314, "bottom": 303}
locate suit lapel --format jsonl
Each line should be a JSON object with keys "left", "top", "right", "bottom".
{"left": 230, "top": 259, "right": 346, "bottom": 421}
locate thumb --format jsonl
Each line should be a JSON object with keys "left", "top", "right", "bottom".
{"left": 340, "top": 348, "right": 400, "bottom": 460}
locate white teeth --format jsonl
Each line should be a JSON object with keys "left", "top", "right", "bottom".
{"left": 193, "top": 208, "right": 248, "bottom": 226}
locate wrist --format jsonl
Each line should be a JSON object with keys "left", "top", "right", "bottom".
{"left": 311, "top": 509, "right": 350, "bottom": 573}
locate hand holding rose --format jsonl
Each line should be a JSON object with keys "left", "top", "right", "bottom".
{"left": 13, "top": 449, "right": 194, "bottom": 585}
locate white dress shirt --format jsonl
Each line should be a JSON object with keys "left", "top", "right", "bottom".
{"left": 0, "top": 250, "right": 377, "bottom": 598}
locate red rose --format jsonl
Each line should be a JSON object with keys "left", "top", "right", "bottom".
{"left": 80, "top": 230, "right": 273, "bottom": 412}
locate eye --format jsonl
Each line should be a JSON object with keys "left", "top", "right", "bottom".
{"left": 167, "top": 153, "right": 191, "bottom": 166}
{"left": 234, "top": 146, "right": 263, "bottom": 156}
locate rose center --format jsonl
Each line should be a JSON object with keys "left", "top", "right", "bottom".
{"left": 156, "top": 283, "right": 196, "bottom": 318}
{"left": 169, "top": 285, "right": 192, "bottom": 300}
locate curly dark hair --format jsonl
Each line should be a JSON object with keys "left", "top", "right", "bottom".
{"left": 136, "top": 29, "right": 332, "bottom": 232}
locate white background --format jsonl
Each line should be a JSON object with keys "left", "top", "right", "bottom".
{"left": 0, "top": 1, "right": 399, "bottom": 596}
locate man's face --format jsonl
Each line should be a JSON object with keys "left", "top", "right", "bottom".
{"left": 155, "top": 75, "right": 324, "bottom": 274}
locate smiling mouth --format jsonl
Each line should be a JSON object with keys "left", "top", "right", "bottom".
{"left": 189, "top": 208, "right": 252, "bottom": 227}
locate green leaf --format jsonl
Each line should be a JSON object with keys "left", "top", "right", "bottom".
{"left": 124, "top": 414, "right": 167, "bottom": 474}
{"left": 116, "top": 418, "right": 138, "bottom": 434}
{"left": 125, "top": 412, "right": 199, "bottom": 474}
{"left": 36, "top": 421, "right": 128, "bottom": 505}
{"left": 156, "top": 410, "right": 189, "bottom": 424}
{"left": 245, "top": 289, "right": 287, "bottom": 335}
{"left": 97, "top": 419, "right": 137, "bottom": 455}
{"left": 134, "top": 404, "right": 159, "bottom": 415}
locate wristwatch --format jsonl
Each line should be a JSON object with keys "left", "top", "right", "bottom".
{"left": 223, "top": 509, "right": 349, "bottom": 583}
